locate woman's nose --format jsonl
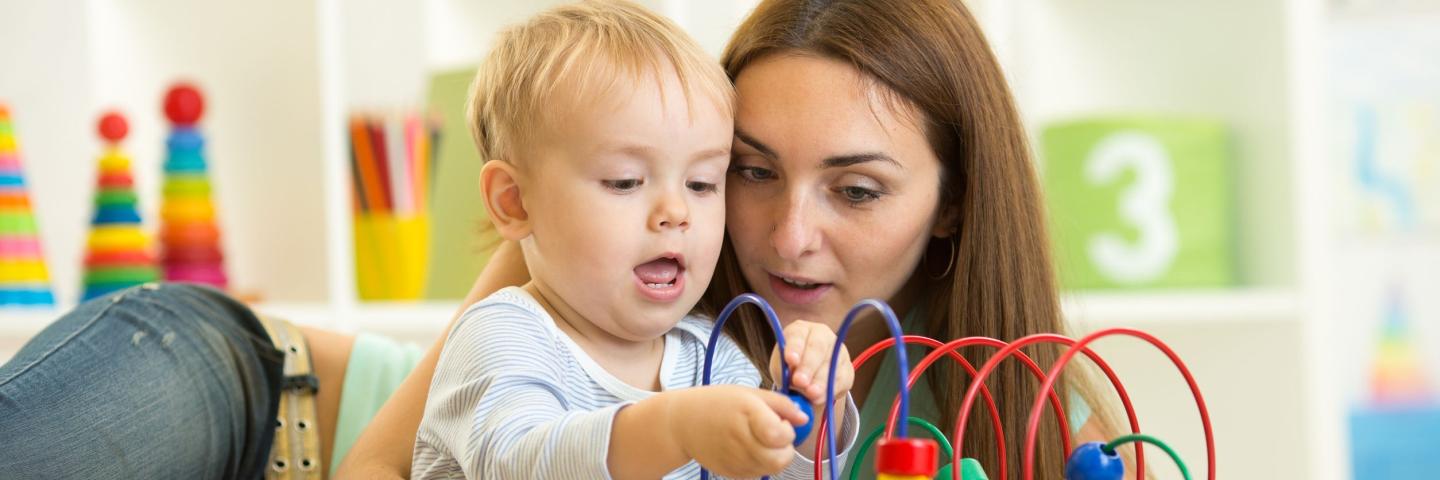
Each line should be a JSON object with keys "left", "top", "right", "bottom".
{"left": 769, "top": 193, "right": 819, "bottom": 260}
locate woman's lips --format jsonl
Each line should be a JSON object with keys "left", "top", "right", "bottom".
{"left": 767, "top": 273, "right": 832, "bottom": 305}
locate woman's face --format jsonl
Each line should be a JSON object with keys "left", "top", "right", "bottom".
{"left": 727, "top": 54, "right": 949, "bottom": 331}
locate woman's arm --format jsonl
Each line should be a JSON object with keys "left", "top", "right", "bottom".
{"left": 334, "top": 240, "right": 529, "bottom": 479}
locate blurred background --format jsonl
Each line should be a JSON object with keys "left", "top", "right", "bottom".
{"left": 1, "top": 0, "right": 1437, "bottom": 478}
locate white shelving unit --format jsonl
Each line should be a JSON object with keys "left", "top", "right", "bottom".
{"left": 984, "top": 0, "right": 1332, "bottom": 478}
{"left": 7, "top": 1, "right": 1421, "bottom": 479}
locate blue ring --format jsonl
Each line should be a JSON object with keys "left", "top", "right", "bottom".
{"left": 700, "top": 293, "right": 789, "bottom": 480}
{"left": 822, "top": 299, "right": 909, "bottom": 480}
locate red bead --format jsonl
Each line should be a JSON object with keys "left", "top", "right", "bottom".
{"left": 98, "top": 112, "right": 128, "bottom": 143}
{"left": 98, "top": 173, "right": 135, "bottom": 189}
{"left": 164, "top": 83, "right": 205, "bottom": 125}
{"left": 84, "top": 250, "right": 155, "bottom": 268}
{"left": 876, "top": 438, "right": 939, "bottom": 476}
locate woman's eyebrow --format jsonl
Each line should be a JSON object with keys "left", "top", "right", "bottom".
{"left": 736, "top": 127, "right": 902, "bottom": 170}
{"left": 734, "top": 128, "right": 777, "bottom": 159}
{"left": 821, "top": 153, "right": 902, "bottom": 170}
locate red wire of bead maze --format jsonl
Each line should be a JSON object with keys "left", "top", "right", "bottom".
{"left": 811, "top": 328, "right": 1216, "bottom": 480}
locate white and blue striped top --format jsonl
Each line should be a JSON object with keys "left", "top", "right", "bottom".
{"left": 412, "top": 287, "right": 859, "bottom": 479}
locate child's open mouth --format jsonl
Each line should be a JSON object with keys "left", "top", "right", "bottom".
{"left": 633, "top": 255, "right": 685, "bottom": 302}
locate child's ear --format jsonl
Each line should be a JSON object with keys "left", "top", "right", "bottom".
{"left": 479, "top": 160, "right": 531, "bottom": 240}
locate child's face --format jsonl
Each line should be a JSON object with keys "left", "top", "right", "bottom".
{"left": 519, "top": 70, "right": 732, "bottom": 342}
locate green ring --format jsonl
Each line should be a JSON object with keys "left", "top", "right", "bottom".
{"left": 1104, "top": 433, "right": 1191, "bottom": 480}
{"left": 851, "top": 416, "right": 954, "bottom": 480}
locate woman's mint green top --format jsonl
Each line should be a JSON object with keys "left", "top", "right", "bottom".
{"left": 329, "top": 333, "right": 425, "bottom": 475}
{"left": 846, "top": 311, "right": 1092, "bottom": 478}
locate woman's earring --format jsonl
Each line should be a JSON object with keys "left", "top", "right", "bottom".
{"left": 925, "top": 236, "right": 957, "bottom": 280}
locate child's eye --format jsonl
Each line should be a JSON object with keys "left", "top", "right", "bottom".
{"left": 728, "top": 165, "right": 776, "bottom": 183}
{"left": 686, "top": 181, "right": 718, "bottom": 194}
{"left": 602, "top": 178, "right": 643, "bottom": 193}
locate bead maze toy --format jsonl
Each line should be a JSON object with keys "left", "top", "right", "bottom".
{"left": 703, "top": 295, "right": 1215, "bottom": 480}
{"left": 158, "top": 83, "right": 228, "bottom": 289}
{"left": 81, "top": 112, "right": 159, "bottom": 301}
{"left": 0, "top": 104, "right": 55, "bottom": 306}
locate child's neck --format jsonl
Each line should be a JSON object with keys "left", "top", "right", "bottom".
{"left": 522, "top": 282, "right": 665, "bottom": 391}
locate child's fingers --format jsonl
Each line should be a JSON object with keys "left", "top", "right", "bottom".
{"left": 755, "top": 389, "right": 808, "bottom": 427}
{"left": 749, "top": 392, "right": 801, "bottom": 449}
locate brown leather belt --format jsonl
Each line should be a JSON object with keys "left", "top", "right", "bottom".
{"left": 255, "top": 315, "right": 324, "bottom": 479}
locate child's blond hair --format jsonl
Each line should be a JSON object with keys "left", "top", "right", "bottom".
{"left": 468, "top": 0, "right": 734, "bottom": 163}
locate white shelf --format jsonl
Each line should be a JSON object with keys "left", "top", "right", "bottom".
{"left": 0, "top": 308, "right": 60, "bottom": 338}
{"left": 1061, "top": 289, "right": 1300, "bottom": 326}
{"left": 1, "top": 300, "right": 460, "bottom": 348}
{"left": 257, "top": 301, "right": 459, "bottom": 343}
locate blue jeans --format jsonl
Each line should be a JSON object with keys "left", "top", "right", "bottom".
{"left": 0, "top": 283, "right": 283, "bottom": 479}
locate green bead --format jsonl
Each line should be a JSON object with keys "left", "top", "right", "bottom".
{"left": 95, "top": 189, "right": 138, "bottom": 207}
{"left": 933, "top": 458, "right": 988, "bottom": 480}
{"left": 164, "top": 177, "right": 212, "bottom": 196}
{"left": 84, "top": 267, "right": 159, "bottom": 285}
{"left": 0, "top": 211, "right": 36, "bottom": 234}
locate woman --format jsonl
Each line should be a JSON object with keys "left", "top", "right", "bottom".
{"left": 0, "top": 0, "right": 1116, "bottom": 478}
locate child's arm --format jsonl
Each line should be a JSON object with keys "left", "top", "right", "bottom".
{"left": 416, "top": 297, "right": 810, "bottom": 479}
{"left": 336, "top": 241, "right": 529, "bottom": 479}
{"left": 415, "top": 299, "right": 622, "bottom": 478}
{"left": 610, "top": 385, "right": 809, "bottom": 478}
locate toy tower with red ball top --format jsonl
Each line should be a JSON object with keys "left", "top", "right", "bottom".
{"left": 81, "top": 112, "right": 159, "bottom": 301}
{"left": 158, "top": 83, "right": 227, "bottom": 289}
{"left": 0, "top": 104, "right": 56, "bottom": 306}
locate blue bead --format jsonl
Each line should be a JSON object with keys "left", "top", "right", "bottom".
{"left": 1065, "top": 442, "right": 1125, "bottom": 480}
{"left": 0, "top": 288, "right": 55, "bottom": 306}
{"left": 93, "top": 206, "right": 142, "bottom": 224}
{"left": 167, "top": 128, "right": 205, "bottom": 151}
{"left": 788, "top": 391, "right": 813, "bottom": 446}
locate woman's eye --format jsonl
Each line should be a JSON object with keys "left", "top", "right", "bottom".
{"left": 729, "top": 165, "right": 776, "bottom": 182}
{"left": 837, "top": 185, "right": 882, "bottom": 205}
{"left": 686, "top": 181, "right": 718, "bottom": 194}
{"left": 602, "top": 178, "right": 643, "bottom": 192}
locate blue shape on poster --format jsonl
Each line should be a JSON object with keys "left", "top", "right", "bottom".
{"left": 1355, "top": 106, "right": 1417, "bottom": 230}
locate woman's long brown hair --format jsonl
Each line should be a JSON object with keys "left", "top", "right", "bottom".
{"left": 703, "top": 0, "right": 1097, "bottom": 477}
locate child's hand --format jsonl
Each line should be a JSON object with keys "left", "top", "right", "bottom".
{"left": 669, "top": 385, "right": 808, "bottom": 477}
{"left": 770, "top": 320, "right": 854, "bottom": 409}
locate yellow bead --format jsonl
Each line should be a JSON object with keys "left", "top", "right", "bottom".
{"left": 98, "top": 151, "right": 131, "bottom": 172}
{"left": 0, "top": 259, "right": 48, "bottom": 282}
{"left": 87, "top": 226, "right": 150, "bottom": 251}
{"left": 161, "top": 199, "right": 215, "bottom": 223}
